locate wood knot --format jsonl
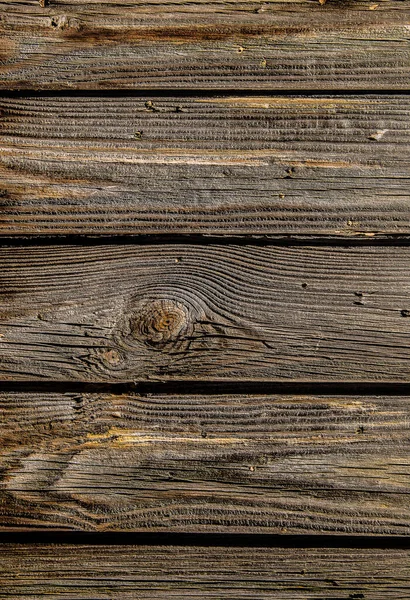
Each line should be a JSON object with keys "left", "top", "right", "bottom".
{"left": 102, "top": 348, "right": 122, "bottom": 366}
{"left": 129, "top": 299, "right": 190, "bottom": 348}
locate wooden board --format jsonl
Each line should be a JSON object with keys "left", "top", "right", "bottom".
{"left": 2, "top": 392, "right": 410, "bottom": 533}
{"left": 1, "top": 95, "right": 409, "bottom": 237}
{"left": 1, "top": 245, "right": 410, "bottom": 383}
{"left": 1, "top": 1, "right": 409, "bottom": 91}
{"left": 2, "top": 544, "right": 410, "bottom": 598}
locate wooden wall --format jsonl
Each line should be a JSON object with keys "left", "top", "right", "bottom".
{"left": 1, "top": 0, "right": 410, "bottom": 596}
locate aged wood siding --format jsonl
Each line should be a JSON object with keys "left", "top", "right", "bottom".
{"left": 1, "top": 1, "right": 409, "bottom": 91}
{"left": 2, "top": 392, "right": 410, "bottom": 532}
{"left": 1, "top": 245, "right": 410, "bottom": 382}
{"left": 1, "top": 95, "right": 409, "bottom": 237}
{"left": 2, "top": 545, "right": 410, "bottom": 598}
{"left": 1, "top": 0, "right": 409, "bottom": 595}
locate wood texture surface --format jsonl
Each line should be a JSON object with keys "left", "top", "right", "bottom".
{"left": 1, "top": 0, "right": 409, "bottom": 90}
{"left": 1, "top": 95, "right": 409, "bottom": 237}
{"left": 2, "top": 544, "right": 410, "bottom": 598}
{"left": 1, "top": 245, "right": 410, "bottom": 382}
{"left": 2, "top": 391, "right": 410, "bottom": 533}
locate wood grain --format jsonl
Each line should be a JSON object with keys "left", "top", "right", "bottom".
{"left": 1, "top": 245, "right": 410, "bottom": 382}
{"left": 1, "top": 1, "right": 409, "bottom": 90}
{"left": 2, "top": 544, "right": 410, "bottom": 598}
{"left": 1, "top": 95, "right": 409, "bottom": 237}
{"left": 2, "top": 392, "right": 410, "bottom": 533}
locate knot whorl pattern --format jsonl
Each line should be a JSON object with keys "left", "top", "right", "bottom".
{"left": 129, "top": 299, "right": 190, "bottom": 348}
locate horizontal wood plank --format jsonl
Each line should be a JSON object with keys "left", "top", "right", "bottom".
{"left": 1, "top": 544, "right": 410, "bottom": 598}
{"left": 1, "top": 1, "right": 409, "bottom": 90}
{"left": 1, "top": 245, "right": 410, "bottom": 382}
{"left": 2, "top": 392, "right": 410, "bottom": 533}
{"left": 1, "top": 95, "right": 409, "bottom": 237}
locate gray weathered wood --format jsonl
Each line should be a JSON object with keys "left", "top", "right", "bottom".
{"left": 1, "top": 95, "right": 409, "bottom": 237}
{"left": 1, "top": 245, "right": 410, "bottom": 382}
{"left": 1, "top": 544, "right": 410, "bottom": 598}
{"left": 2, "top": 392, "right": 410, "bottom": 532}
{"left": 1, "top": 1, "right": 409, "bottom": 90}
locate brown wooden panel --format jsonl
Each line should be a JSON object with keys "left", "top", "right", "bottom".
{"left": 1, "top": 95, "right": 409, "bottom": 237}
{"left": 1, "top": 544, "right": 410, "bottom": 598}
{"left": 1, "top": 1, "right": 409, "bottom": 90}
{"left": 1, "top": 245, "right": 410, "bottom": 383}
{"left": 2, "top": 392, "right": 410, "bottom": 532}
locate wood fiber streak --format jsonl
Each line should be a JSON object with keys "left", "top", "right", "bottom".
{"left": 0, "top": 96, "right": 409, "bottom": 236}
{"left": 1, "top": 245, "right": 410, "bottom": 383}
{"left": 2, "top": 545, "right": 410, "bottom": 599}
{"left": 2, "top": 392, "right": 410, "bottom": 532}
{"left": 0, "top": 1, "right": 409, "bottom": 90}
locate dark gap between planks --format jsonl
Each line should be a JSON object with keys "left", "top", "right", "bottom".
{"left": 3, "top": 235, "right": 410, "bottom": 246}
{"left": 2, "top": 533, "right": 410, "bottom": 548}
{"left": 2, "top": 381, "right": 410, "bottom": 395}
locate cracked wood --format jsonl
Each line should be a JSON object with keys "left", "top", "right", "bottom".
{"left": 2, "top": 392, "right": 410, "bottom": 532}
{"left": 0, "top": 95, "right": 409, "bottom": 236}
{"left": 1, "top": 245, "right": 410, "bottom": 382}
{"left": 0, "top": 0, "right": 409, "bottom": 90}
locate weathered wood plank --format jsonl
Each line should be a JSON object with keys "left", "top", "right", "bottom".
{"left": 1, "top": 95, "right": 409, "bottom": 237}
{"left": 1, "top": 245, "right": 410, "bottom": 383}
{"left": 1, "top": 544, "right": 410, "bottom": 598}
{"left": 2, "top": 392, "right": 410, "bottom": 533}
{"left": 1, "top": 1, "right": 409, "bottom": 90}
